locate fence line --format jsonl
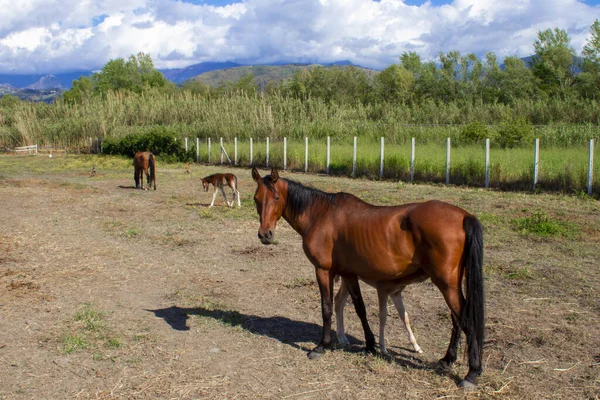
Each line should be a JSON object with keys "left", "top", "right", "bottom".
{"left": 71, "top": 135, "right": 598, "bottom": 195}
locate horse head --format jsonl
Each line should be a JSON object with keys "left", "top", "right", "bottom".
{"left": 252, "top": 167, "right": 285, "bottom": 245}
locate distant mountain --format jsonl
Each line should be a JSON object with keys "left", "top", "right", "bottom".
{"left": 159, "top": 62, "right": 242, "bottom": 83}
{"left": 25, "top": 75, "right": 64, "bottom": 90}
{"left": 190, "top": 63, "right": 378, "bottom": 87}
{"left": 0, "top": 71, "right": 92, "bottom": 89}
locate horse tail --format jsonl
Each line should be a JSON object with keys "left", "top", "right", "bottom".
{"left": 149, "top": 153, "right": 157, "bottom": 190}
{"left": 462, "top": 215, "right": 485, "bottom": 362}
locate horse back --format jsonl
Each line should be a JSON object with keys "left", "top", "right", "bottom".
{"left": 321, "top": 199, "right": 470, "bottom": 281}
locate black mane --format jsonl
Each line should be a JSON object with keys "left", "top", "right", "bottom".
{"left": 283, "top": 178, "right": 339, "bottom": 220}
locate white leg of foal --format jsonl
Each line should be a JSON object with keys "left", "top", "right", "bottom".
{"left": 378, "top": 290, "right": 389, "bottom": 356}
{"left": 334, "top": 280, "right": 350, "bottom": 346}
{"left": 390, "top": 292, "right": 423, "bottom": 353}
{"left": 236, "top": 189, "right": 241, "bottom": 206}
{"left": 210, "top": 190, "right": 217, "bottom": 207}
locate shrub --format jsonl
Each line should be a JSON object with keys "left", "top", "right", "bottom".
{"left": 102, "top": 127, "right": 191, "bottom": 161}
{"left": 511, "top": 209, "right": 573, "bottom": 237}
{"left": 494, "top": 117, "right": 534, "bottom": 148}
{"left": 459, "top": 120, "right": 489, "bottom": 144}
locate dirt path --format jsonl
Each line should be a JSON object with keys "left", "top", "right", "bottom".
{"left": 0, "top": 155, "right": 599, "bottom": 399}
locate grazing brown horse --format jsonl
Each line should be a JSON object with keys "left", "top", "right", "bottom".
{"left": 133, "top": 151, "right": 157, "bottom": 190}
{"left": 252, "top": 168, "right": 485, "bottom": 389}
{"left": 201, "top": 173, "right": 241, "bottom": 207}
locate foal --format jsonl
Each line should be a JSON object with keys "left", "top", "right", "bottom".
{"left": 335, "top": 277, "right": 423, "bottom": 355}
{"left": 201, "top": 173, "right": 241, "bottom": 207}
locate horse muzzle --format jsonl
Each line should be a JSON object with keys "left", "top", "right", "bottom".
{"left": 258, "top": 230, "right": 274, "bottom": 245}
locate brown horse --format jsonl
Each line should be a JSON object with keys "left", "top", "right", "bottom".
{"left": 133, "top": 151, "right": 157, "bottom": 190}
{"left": 252, "top": 168, "right": 485, "bottom": 389}
{"left": 201, "top": 173, "right": 241, "bottom": 207}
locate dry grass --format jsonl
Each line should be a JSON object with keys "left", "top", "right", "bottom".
{"left": 0, "top": 154, "right": 598, "bottom": 399}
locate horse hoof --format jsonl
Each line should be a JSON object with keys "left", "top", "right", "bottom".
{"left": 364, "top": 346, "right": 377, "bottom": 356}
{"left": 336, "top": 335, "right": 350, "bottom": 346}
{"left": 458, "top": 380, "right": 477, "bottom": 390}
{"left": 414, "top": 347, "right": 423, "bottom": 354}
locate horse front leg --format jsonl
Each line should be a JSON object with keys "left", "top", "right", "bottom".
{"left": 308, "top": 268, "right": 334, "bottom": 359}
{"left": 344, "top": 275, "right": 376, "bottom": 355}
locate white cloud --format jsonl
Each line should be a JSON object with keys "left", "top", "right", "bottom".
{"left": 0, "top": 0, "right": 598, "bottom": 74}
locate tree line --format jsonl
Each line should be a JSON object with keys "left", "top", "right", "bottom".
{"left": 57, "top": 21, "right": 600, "bottom": 116}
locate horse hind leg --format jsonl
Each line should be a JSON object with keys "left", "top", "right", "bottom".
{"left": 389, "top": 291, "right": 423, "bottom": 353}
{"left": 308, "top": 269, "right": 335, "bottom": 360}
{"left": 334, "top": 279, "right": 351, "bottom": 347}
{"left": 221, "top": 186, "right": 231, "bottom": 207}
{"left": 438, "top": 285, "right": 482, "bottom": 388}
{"left": 134, "top": 168, "right": 140, "bottom": 189}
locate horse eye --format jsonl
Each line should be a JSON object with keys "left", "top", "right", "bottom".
{"left": 274, "top": 196, "right": 280, "bottom": 201}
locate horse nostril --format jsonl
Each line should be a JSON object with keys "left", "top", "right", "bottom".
{"left": 268, "top": 230, "right": 273, "bottom": 239}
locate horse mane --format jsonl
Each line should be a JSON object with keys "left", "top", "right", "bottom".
{"left": 282, "top": 178, "right": 343, "bottom": 221}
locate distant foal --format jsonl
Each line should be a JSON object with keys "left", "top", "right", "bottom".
{"left": 335, "top": 277, "right": 423, "bottom": 355}
{"left": 201, "top": 173, "right": 241, "bottom": 207}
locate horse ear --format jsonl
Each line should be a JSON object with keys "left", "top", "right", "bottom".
{"left": 252, "top": 167, "right": 261, "bottom": 182}
{"left": 271, "top": 169, "right": 279, "bottom": 183}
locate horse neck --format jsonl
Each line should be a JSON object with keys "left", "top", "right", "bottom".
{"left": 280, "top": 179, "right": 330, "bottom": 235}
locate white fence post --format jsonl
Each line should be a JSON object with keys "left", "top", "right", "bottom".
{"left": 588, "top": 139, "right": 594, "bottom": 196}
{"left": 220, "top": 137, "right": 223, "bottom": 165}
{"left": 283, "top": 137, "right": 287, "bottom": 170}
{"left": 410, "top": 137, "right": 415, "bottom": 183}
{"left": 266, "top": 137, "right": 270, "bottom": 168}
{"left": 379, "top": 137, "right": 384, "bottom": 178}
{"left": 352, "top": 136, "right": 357, "bottom": 177}
{"left": 446, "top": 137, "right": 451, "bottom": 184}
{"left": 185, "top": 137, "right": 188, "bottom": 152}
{"left": 533, "top": 138, "right": 540, "bottom": 191}
{"left": 90, "top": 137, "right": 93, "bottom": 152}
{"left": 250, "top": 138, "right": 253, "bottom": 167}
{"left": 234, "top": 137, "right": 238, "bottom": 166}
{"left": 208, "top": 138, "right": 211, "bottom": 164}
{"left": 196, "top": 137, "right": 200, "bottom": 163}
{"left": 326, "top": 136, "right": 331, "bottom": 175}
{"left": 305, "top": 137, "right": 309, "bottom": 173}
{"left": 485, "top": 138, "right": 490, "bottom": 188}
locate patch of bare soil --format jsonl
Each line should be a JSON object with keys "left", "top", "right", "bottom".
{"left": 0, "top": 158, "right": 599, "bottom": 399}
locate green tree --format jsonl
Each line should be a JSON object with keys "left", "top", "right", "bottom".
{"left": 532, "top": 28, "right": 576, "bottom": 98}
{"left": 578, "top": 19, "right": 600, "bottom": 99}
{"left": 373, "top": 64, "right": 415, "bottom": 103}
{"left": 498, "top": 56, "right": 537, "bottom": 103}
{"left": 61, "top": 76, "right": 95, "bottom": 104}
{"left": 92, "top": 52, "right": 167, "bottom": 95}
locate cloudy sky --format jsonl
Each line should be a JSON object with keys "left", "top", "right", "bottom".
{"left": 0, "top": 0, "right": 599, "bottom": 74}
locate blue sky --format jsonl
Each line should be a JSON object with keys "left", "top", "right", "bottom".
{"left": 0, "top": 0, "right": 599, "bottom": 74}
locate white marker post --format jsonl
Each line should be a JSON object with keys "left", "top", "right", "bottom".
{"left": 533, "top": 138, "right": 540, "bottom": 191}
{"left": 250, "top": 138, "right": 253, "bottom": 167}
{"left": 410, "top": 137, "right": 415, "bottom": 183}
{"left": 588, "top": 139, "right": 594, "bottom": 196}
{"left": 485, "top": 138, "right": 490, "bottom": 188}
{"left": 208, "top": 138, "right": 211, "bottom": 164}
{"left": 234, "top": 137, "right": 238, "bottom": 166}
{"left": 266, "top": 137, "right": 270, "bottom": 168}
{"left": 196, "top": 137, "right": 200, "bottom": 163}
{"left": 446, "top": 137, "right": 451, "bottom": 185}
{"left": 326, "top": 136, "right": 331, "bottom": 175}
{"left": 305, "top": 137, "right": 308, "bottom": 173}
{"left": 283, "top": 137, "right": 287, "bottom": 170}
{"left": 379, "top": 137, "right": 384, "bottom": 178}
{"left": 352, "top": 136, "right": 357, "bottom": 177}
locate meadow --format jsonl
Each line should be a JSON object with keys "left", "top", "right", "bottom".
{"left": 0, "top": 154, "right": 599, "bottom": 399}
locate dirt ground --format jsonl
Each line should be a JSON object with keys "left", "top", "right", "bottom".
{"left": 0, "top": 154, "right": 599, "bottom": 399}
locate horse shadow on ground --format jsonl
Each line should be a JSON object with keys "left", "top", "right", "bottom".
{"left": 117, "top": 185, "right": 137, "bottom": 189}
{"left": 147, "top": 306, "right": 444, "bottom": 375}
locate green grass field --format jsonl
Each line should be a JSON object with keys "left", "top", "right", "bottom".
{"left": 190, "top": 137, "right": 600, "bottom": 195}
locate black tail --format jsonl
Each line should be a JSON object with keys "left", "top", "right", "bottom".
{"left": 462, "top": 215, "right": 485, "bottom": 365}
{"left": 149, "top": 154, "right": 157, "bottom": 190}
